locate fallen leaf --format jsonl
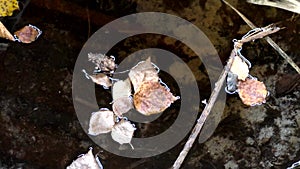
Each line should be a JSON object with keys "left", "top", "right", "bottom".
{"left": 90, "top": 74, "right": 112, "bottom": 88}
{"left": 14, "top": 25, "right": 42, "bottom": 43}
{"left": 0, "top": 21, "right": 14, "bottom": 41}
{"left": 230, "top": 56, "right": 249, "bottom": 80}
{"left": 128, "top": 57, "right": 159, "bottom": 91}
{"left": 133, "top": 81, "right": 179, "bottom": 115}
{"left": 238, "top": 78, "right": 268, "bottom": 106}
{"left": 88, "top": 109, "right": 115, "bottom": 135}
{"left": 0, "top": 0, "right": 19, "bottom": 17}
{"left": 112, "top": 78, "right": 131, "bottom": 100}
{"left": 111, "top": 120, "right": 136, "bottom": 147}
{"left": 88, "top": 53, "right": 116, "bottom": 72}
{"left": 82, "top": 69, "right": 112, "bottom": 89}
{"left": 66, "top": 148, "right": 103, "bottom": 169}
{"left": 112, "top": 96, "right": 134, "bottom": 117}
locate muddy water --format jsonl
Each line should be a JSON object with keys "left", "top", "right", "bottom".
{"left": 0, "top": 0, "right": 299, "bottom": 168}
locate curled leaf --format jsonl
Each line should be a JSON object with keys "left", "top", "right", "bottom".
{"left": 129, "top": 57, "right": 159, "bottom": 91}
{"left": 88, "top": 53, "right": 116, "bottom": 72}
{"left": 112, "top": 78, "right": 131, "bottom": 100}
{"left": 225, "top": 71, "right": 238, "bottom": 94}
{"left": 133, "top": 81, "right": 179, "bottom": 115}
{"left": 0, "top": 21, "right": 14, "bottom": 41}
{"left": 82, "top": 69, "right": 112, "bottom": 88}
{"left": 14, "top": 24, "right": 42, "bottom": 43}
{"left": 238, "top": 78, "right": 268, "bottom": 106}
{"left": 112, "top": 96, "right": 134, "bottom": 117}
{"left": 111, "top": 120, "right": 136, "bottom": 147}
{"left": 0, "top": 0, "right": 19, "bottom": 17}
{"left": 230, "top": 56, "right": 249, "bottom": 80}
{"left": 88, "top": 109, "right": 115, "bottom": 135}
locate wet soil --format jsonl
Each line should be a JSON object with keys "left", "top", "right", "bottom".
{"left": 0, "top": 0, "right": 300, "bottom": 168}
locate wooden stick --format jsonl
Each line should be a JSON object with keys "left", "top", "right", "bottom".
{"left": 172, "top": 51, "right": 235, "bottom": 169}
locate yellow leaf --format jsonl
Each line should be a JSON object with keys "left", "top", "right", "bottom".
{"left": 0, "top": 0, "right": 19, "bottom": 17}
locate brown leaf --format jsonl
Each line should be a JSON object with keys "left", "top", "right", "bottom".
{"left": 88, "top": 53, "right": 116, "bottom": 72}
{"left": 90, "top": 73, "right": 112, "bottom": 88}
{"left": 14, "top": 25, "right": 42, "bottom": 43}
{"left": 128, "top": 57, "right": 159, "bottom": 91}
{"left": 111, "top": 120, "right": 136, "bottom": 147}
{"left": 238, "top": 78, "right": 268, "bottom": 106}
{"left": 0, "top": 21, "right": 14, "bottom": 41}
{"left": 112, "top": 96, "right": 134, "bottom": 117}
{"left": 133, "top": 81, "right": 179, "bottom": 115}
{"left": 88, "top": 109, "right": 115, "bottom": 135}
{"left": 83, "top": 69, "right": 112, "bottom": 88}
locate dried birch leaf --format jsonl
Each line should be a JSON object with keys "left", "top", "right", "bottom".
{"left": 133, "top": 81, "right": 179, "bottom": 115}
{"left": 129, "top": 57, "right": 159, "bottom": 91}
{"left": 0, "top": 21, "right": 14, "bottom": 41}
{"left": 238, "top": 78, "right": 268, "bottom": 106}
{"left": 111, "top": 120, "right": 136, "bottom": 146}
{"left": 112, "top": 78, "right": 131, "bottom": 100}
{"left": 90, "top": 74, "right": 112, "bottom": 88}
{"left": 230, "top": 56, "right": 249, "bottom": 80}
{"left": 0, "top": 0, "right": 19, "bottom": 17}
{"left": 88, "top": 53, "right": 116, "bottom": 72}
{"left": 67, "top": 148, "right": 103, "bottom": 169}
{"left": 112, "top": 96, "right": 134, "bottom": 117}
{"left": 88, "top": 109, "right": 115, "bottom": 135}
{"left": 83, "top": 69, "right": 112, "bottom": 88}
{"left": 14, "top": 25, "right": 42, "bottom": 43}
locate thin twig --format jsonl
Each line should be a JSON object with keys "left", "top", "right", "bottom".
{"left": 86, "top": 7, "right": 91, "bottom": 38}
{"left": 171, "top": 24, "right": 281, "bottom": 169}
{"left": 222, "top": 0, "right": 300, "bottom": 74}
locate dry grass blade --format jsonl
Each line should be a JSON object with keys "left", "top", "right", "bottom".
{"left": 222, "top": 0, "right": 300, "bottom": 74}
{"left": 247, "top": 0, "right": 300, "bottom": 14}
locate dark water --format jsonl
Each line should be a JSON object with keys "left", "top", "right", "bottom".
{"left": 0, "top": 0, "right": 299, "bottom": 168}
